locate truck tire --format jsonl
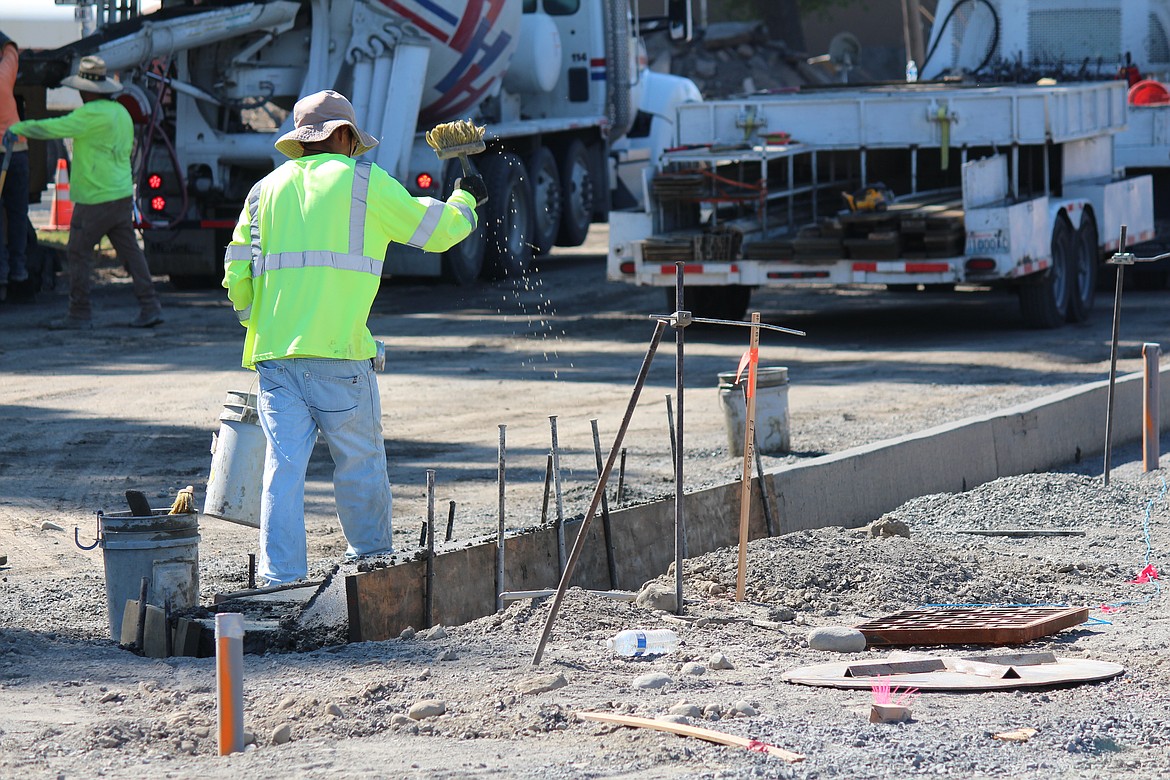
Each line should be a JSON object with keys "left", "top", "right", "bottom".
{"left": 441, "top": 162, "right": 486, "bottom": 286}
{"left": 556, "top": 139, "right": 594, "bottom": 248}
{"left": 479, "top": 152, "right": 534, "bottom": 280}
{"left": 1067, "top": 210, "right": 1098, "bottom": 323}
{"left": 526, "top": 146, "right": 561, "bottom": 256}
{"left": 1018, "top": 214, "right": 1073, "bottom": 329}
{"left": 665, "top": 285, "right": 752, "bottom": 322}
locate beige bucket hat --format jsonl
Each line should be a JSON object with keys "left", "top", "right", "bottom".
{"left": 274, "top": 90, "right": 379, "bottom": 159}
{"left": 61, "top": 55, "right": 122, "bottom": 95}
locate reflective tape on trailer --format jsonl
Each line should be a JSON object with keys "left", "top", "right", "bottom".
{"left": 1008, "top": 257, "right": 1052, "bottom": 278}
{"left": 851, "top": 261, "right": 952, "bottom": 274}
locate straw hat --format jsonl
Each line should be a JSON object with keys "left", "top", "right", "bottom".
{"left": 61, "top": 56, "right": 122, "bottom": 95}
{"left": 274, "top": 90, "right": 379, "bottom": 159}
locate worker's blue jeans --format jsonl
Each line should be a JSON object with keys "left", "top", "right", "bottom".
{"left": 255, "top": 357, "right": 394, "bottom": 585}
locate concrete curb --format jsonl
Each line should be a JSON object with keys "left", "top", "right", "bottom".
{"left": 344, "top": 366, "right": 1167, "bottom": 639}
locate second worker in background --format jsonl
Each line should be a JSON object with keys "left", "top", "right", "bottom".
{"left": 223, "top": 89, "right": 485, "bottom": 586}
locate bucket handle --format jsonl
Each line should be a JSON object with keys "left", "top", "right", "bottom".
{"left": 75, "top": 511, "right": 102, "bottom": 551}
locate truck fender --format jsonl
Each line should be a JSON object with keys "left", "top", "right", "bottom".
{"left": 1048, "top": 199, "right": 1092, "bottom": 232}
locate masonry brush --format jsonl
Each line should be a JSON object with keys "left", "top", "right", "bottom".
{"left": 425, "top": 118, "right": 486, "bottom": 176}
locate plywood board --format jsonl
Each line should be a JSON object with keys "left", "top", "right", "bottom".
{"left": 855, "top": 606, "right": 1089, "bottom": 646}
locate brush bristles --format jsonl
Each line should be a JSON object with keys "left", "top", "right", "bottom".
{"left": 425, "top": 119, "right": 486, "bottom": 151}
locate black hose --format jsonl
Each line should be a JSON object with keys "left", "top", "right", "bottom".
{"left": 920, "top": 0, "right": 1001, "bottom": 76}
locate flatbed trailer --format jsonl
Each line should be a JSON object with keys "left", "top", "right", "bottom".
{"left": 608, "top": 81, "right": 1155, "bottom": 328}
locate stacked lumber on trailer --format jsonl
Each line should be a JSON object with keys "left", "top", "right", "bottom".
{"left": 841, "top": 193, "right": 964, "bottom": 260}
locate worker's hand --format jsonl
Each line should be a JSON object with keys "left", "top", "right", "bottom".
{"left": 454, "top": 175, "right": 488, "bottom": 207}
{"left": 0, "top": 31, "right": 14, "bottom": 51}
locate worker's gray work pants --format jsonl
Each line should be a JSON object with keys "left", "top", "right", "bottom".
{"left": 65, "top": 197, "right": 161, "bottom": 320}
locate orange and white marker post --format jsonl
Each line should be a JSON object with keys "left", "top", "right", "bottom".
{"left": 215, "top": 613, "right": 245, "bottom": 756}
{"left": 47, "top": 158, "right": 73, "bottom": 230}
{"left": 735, "top": 312, "right": 761, "bottom": 602}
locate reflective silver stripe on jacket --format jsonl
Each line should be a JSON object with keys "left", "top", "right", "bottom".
{"left": 350, "top": 161, "right": 371, "bottom": 253}
{"left": 235, "top": 305, "right": 251, "bottom": 322}
{"left": 224, "top": 244, "right": 251, "bottom": 262}
{"left": 246, "top": 181, "right": 263, "bottom": 265}
{"left": 406, "top": 198, "right": 448, "bottom": 249}
{"left": 249, "top": 160, "right": 381, "bottom": 278}
{"left": 254, "top": 250, "right": 383, "bottom": 275}
{"left": 450, "top": 201, "right": 476, "bottom": 231}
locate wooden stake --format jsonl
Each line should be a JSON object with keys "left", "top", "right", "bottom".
{"left": 736, "top": 312, "right": 761, "bottom": 602}
{"left": 577, "top": 712, "right": 804, "bottom": 762}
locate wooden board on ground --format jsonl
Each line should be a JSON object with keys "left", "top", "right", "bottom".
{"left": 577, "top": 712, "right": 805, "bottom": 762}
{"left": 782, "top": 655, "right": 1123, "bottom": 691}
{"left": 855, "top": 605, "right": 1089, "bottom": 646}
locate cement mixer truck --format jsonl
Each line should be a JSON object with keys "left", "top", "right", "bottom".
{"left": 17, "top": 0, "right": 701, "bottom": 286}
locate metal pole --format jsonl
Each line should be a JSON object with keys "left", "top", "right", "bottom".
{"left": 532, "top": 320, "right": 667, "bottom": 665}
{"left": 539, "top": 453, "right": 553, "bottom": 525}
{"left": 1144, "top": 343, "right": 1161, "bottom": 472}
{"left": 591, "top": 419, "right": 619, "bottom": 589}
{"left": 673, "top": 264, "right": 686, "bottom": 615}
{"left": 1104, "top": 225, "right": 1127, "bottom": 487}
{"left": 752, "top": 419, "right": 776, "bottom": 537}
{"left": 425, "top": 469, "right": 435, "bottom": 628}
{"left": 665, "top": 394, "right": 677, "bottom": 465}
{"left": 736, "top": 313, "right": 762, "bottom": 601}
{"left": 616, "top": 448, "right": 627, "bottom": 504}
{"left": 496, "top": 425, "right": 507, "bottom": 612}
{"left": 445, "top": 500, "right": 456, "bottom": 542}
{"left": 549, "top": 416, "right": 567, "bottom": 574}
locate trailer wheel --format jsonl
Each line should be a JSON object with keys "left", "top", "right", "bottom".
{"left": 665, "top": 285, "right": 752, "bottom": 321}
{"left": 556, "top": 139, "right": 594, "bottom": 247}
{"left": 441, "top": 162, "right": 486, "bottom": 286}
{"left": 1067, "top": 210, "right": 1098, "bottom": 323}
{"left": 1019, "top": 214, "right": 1073, "bottom": 329}
{"left": 479, "top": 152, "right": 534, "bottom": 280}
{"left": 526, "top": 146, "right": 561, "bottom": 256}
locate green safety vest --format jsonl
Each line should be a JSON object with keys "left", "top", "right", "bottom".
{"left": 223, "top": 155, "right": 477, "bottom": 368}
{"left": 11, "top": 99, "right": 134, "bottom": 205}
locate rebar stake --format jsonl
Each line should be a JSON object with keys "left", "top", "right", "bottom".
{"left": 496, "top": 425, "right": 507, "bottom": 613}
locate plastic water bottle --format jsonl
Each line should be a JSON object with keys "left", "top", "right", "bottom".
{"left": 905, "top": 60, "right": 919, "bottom": 83}
{"left": 606, "top": 629, "right": 680, "bottom": 657}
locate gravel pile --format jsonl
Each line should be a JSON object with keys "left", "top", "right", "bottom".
{"left": 4, "top": 461, "right": 1170, "bottom": 778}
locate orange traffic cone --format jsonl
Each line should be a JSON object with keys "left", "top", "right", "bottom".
{"left": 47, "top": 158, "right": 73, "bottom": 230}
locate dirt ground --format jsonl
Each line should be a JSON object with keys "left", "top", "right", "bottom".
{"left": 2, "top": 228, "right": 1170, "bottom": 777}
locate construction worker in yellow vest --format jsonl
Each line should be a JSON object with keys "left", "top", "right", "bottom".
{"left": 223, "top": 89, "right": 483, "bottom": 586}
{"left": 10, "top": 55, "right": 163, "bottom": 329}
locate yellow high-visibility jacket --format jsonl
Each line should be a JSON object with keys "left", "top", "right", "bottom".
{"left": 223, "top": 154, "right": 477, "bottom": 368}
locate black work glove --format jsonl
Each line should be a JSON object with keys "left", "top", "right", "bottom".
{"left": 454, "top": 174, "right": 488, "bottom": 207}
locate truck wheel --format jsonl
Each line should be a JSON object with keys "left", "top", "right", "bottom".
{"left": 1067, "top": 211, "right": 1098, "bottom": 322}
{"left": 556, "top": 139, "right": 593, "bottom": 248}
{"left": 479, "top": 152, "right": 534, "bottom": 280}
{"left": 1019, "top": 215, "right": 1073, "bottom": 329}
{"left": 441, "top": 164, "right": 486, "bottom": 285}
{"left": 665, "top": 285, "right": 752, "bottom": 321}
{"left": 526, "top": 146, "right": 561, "bottom": 256}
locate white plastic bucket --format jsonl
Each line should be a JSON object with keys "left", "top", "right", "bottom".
{"left": 203, "top": 391, "right": 264, "bottom": 528}
{"left": 99, "top": 509, "right": 200, "bottom": 641}
{"left": 717, "top": 366, "right": 791, "bottom": 455}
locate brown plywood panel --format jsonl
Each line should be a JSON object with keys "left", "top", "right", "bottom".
{"left": 855, "top": 606, "right": 1089, "bottom": 647}
{"left": 346, "top": 562, "right": 424, "bottom": 642}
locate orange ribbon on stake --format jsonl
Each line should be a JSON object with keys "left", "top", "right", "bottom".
{"left": 735, "top": 313, "right": 762, "bottom": 601}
